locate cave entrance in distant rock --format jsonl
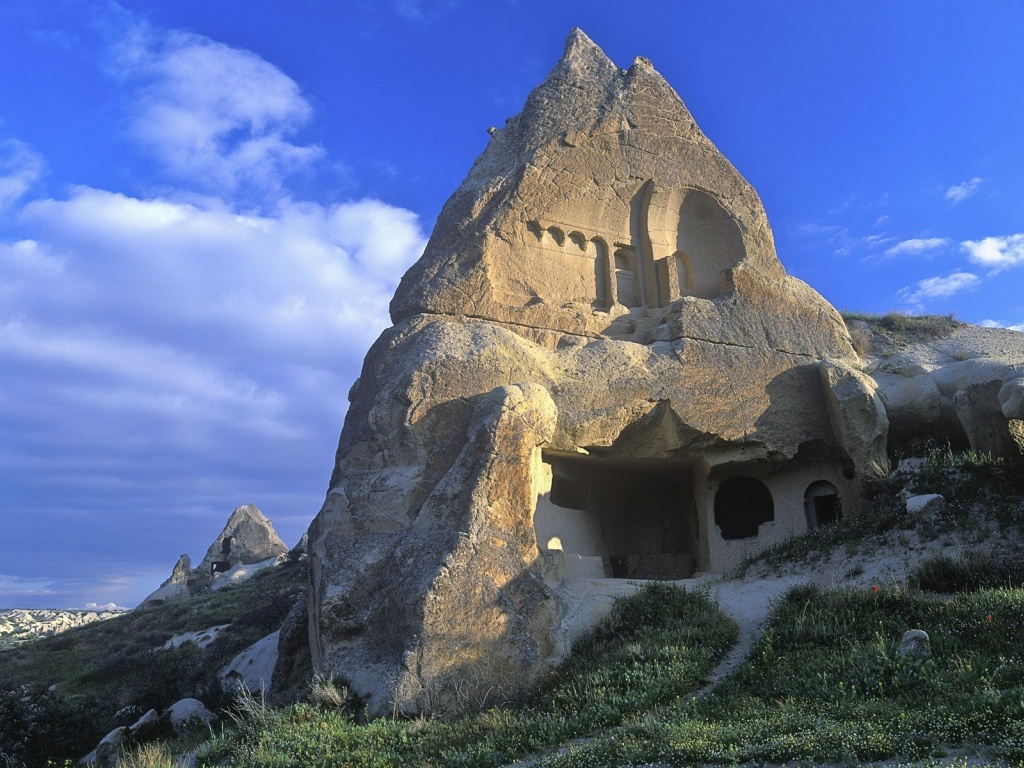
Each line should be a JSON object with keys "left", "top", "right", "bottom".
{"left": 535, "top": 452, "right": 698, "bottom": 580}
{"left": 713, "top": 476, "right": 774, "bottom": 540}
{"left": 804, "top": 480, "right": 842, "bottom": 529}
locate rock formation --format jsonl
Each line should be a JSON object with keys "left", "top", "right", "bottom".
{"left": 864, "top": 327, "right": 1024, "bottom": 463}
{"left": 307, "top": 29, "right": 888, "bottom": 716}
{"left": 138, "top": 504, "right": 288, "bottom": 608}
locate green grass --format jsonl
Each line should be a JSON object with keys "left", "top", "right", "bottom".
{"left": 192, "top": 581, "right": 1024, "bottom": 768}
{"left": 533, "top": 585, "right": 1024, "bottom": 767}
{"left": 194, "top": 583, "right": 737, "bottom": 768}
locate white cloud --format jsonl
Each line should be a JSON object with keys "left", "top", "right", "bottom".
{"left": 108, "top": 21, "right": 322, "bottom": 199}
{"left": 961, "top": 234, "right": 1024, "bottom": 272}
{"left": 4, "top": 186, "right": 426, "bottom": 462}
{"left": 946, "top": 177, "right": 983, "bottom": 204}
{"left": 978, "top": 318, "right": 1024, "bottom": 332}
{"left": 0, "top": 139, "right": 44, "bottom": 213}
{"left": 883, "top": 237, "right": 950, "bottom": 258}
{"left": 17, "top": 188, "right": 425, "bottom": 357}
{"left": 897, "top": 271, "right": 980, "bottom": 304}
{"left": 84, "top": 602, "right": 127, "bottom": 611}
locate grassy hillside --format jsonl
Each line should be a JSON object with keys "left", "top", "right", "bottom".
{"left": 0, "top": 559, "right": 306, "bottom": 766}
{"left": 197, "top": 448, "right": 1024, "bottom": 768}
{"left": 3, "top": 448, "right": 1024, "bottom": 768}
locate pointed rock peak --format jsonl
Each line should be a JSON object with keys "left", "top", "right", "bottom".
{"left": 562, "top": 28, "right": 605, "bottom": 61}
{"left": 554, "top": 27, "right": 617, "bottom": 78}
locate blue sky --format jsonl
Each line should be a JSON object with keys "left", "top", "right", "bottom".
{"left": 1, "top": 1, "right": 1023, "bottom": 609}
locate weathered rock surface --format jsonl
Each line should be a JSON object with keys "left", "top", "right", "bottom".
{"left": 863, "top": 325, "right": 1024, "bottom": 464}
{"left": 820, "top": 358, "right": 890, "bottom": 478}
{"left": 308, "top": 30, "right": 882, "bottom": 717}
{"left": 221, "top": 630, "right": 280, "bottom": 693}
{"left": 195, "top": 503, "right": 288, "bottom": 582}
{"left": 270, "top": 589, "right": 312, "bottom": 704}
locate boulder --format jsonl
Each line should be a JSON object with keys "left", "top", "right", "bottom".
{"left": 1000, "top": 377, "right": 1024, "bottom": 419}
{"left": 899, "top": 629, "right": 931, "bottom": 658}
{"left": 906, "top": 494, "right": 946, "bottom": 516}
{"left": 93, "top": 726, "right": 128, "bottom": 767}
{"left": 221, "top": 630, "right": 280, "bottom": 693}
{"left": 128, "top": 708, "right": 161, "bottom": 742}
{"left": 819, "top": 359, "right": 890, "bottom": 478}
{"left": 166, "top": 698, "right": 216, "bottom": 733}
{"left": 308, "top": 29, "right": 874, "bottom": 717}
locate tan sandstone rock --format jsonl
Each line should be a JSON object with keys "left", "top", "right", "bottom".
{"left": 308, "top": 30, "right": 883, "bottom": 717}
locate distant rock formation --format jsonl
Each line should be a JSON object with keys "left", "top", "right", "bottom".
{"left": 306, "top": 29, "right": 888, "bottom": 717}
{"left": 138, "top": 504, "right": 288, "bottom": 608}
{"left": 0, "top": 608, "right": 124, "bottom": 648}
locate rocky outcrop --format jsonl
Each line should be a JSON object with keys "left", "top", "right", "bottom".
{"left": 138, "top": 504, "right": 288, "bottom": 608}
{"left": 270, "top": 590, "right": 312, "bottom": 704}
{"left": 863, "top": 325, "right": 1024, "bottom": 465}
{"left": 308, "top": 30, "right": 883, "bottom": 717}
{"left": 194, "top": 503, "right": 288, "bottom": 582}
{"left": 137, "top": 554, "right": 192, "bottom": 607}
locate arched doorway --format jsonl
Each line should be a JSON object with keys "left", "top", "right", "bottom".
{"left": 804, "top": 481, "right": 842, "bottom": 529}
{"left": 714, "top": 476, "right": 774, "bottom": 540}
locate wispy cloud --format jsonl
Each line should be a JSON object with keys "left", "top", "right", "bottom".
{"left": 392, "top": 0, "right": 461, "bottom": 21}
{"left": 883, "top": 237, "right": 949, "bottom": 258}
{"left": 946, "top": 177, "right": 983, "bottom": 204}
{"left": 897, "top": 271, "right": 980, "bottom": 304}
{"left": 0, "top": 574, "right": 56, "bottom": 598}
{"left": 106, "top": 19, "right": 322, "bottom": 201}
{"left": 0, "top": 139, "right": 44, "bottom": 213}
{"left": 961, "top": 234, "right": 1024, "bottom": 272}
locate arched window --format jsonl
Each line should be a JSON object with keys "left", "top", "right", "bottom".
{"left": 804, "top": 481, "right": 841, "bottom": 529}
{"left": 714, "top": 476, "right": 774, "bottom": 540}
{"left": 614, "top": 249, "right": 639, "bottom": 307}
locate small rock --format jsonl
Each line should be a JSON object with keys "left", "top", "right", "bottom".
{"left": 906, "top": 494, "right": 945, "bottom": 516}
{"left": 166, "top": 698, "right": 216, "bottom": 733}
{"left": 900, "top": 629, "right": 931, "bottom": 658}
{"left": 128, "top": 708, "right": 161, "bottom": 741}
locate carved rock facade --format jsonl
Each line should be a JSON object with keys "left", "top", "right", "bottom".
{"left": 308, "top": 30, "right": 888, "bottom": 716}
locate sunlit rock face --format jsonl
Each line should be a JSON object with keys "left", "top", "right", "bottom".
{"left": 308, "top": 29, "right": 885, "bottom": 717}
